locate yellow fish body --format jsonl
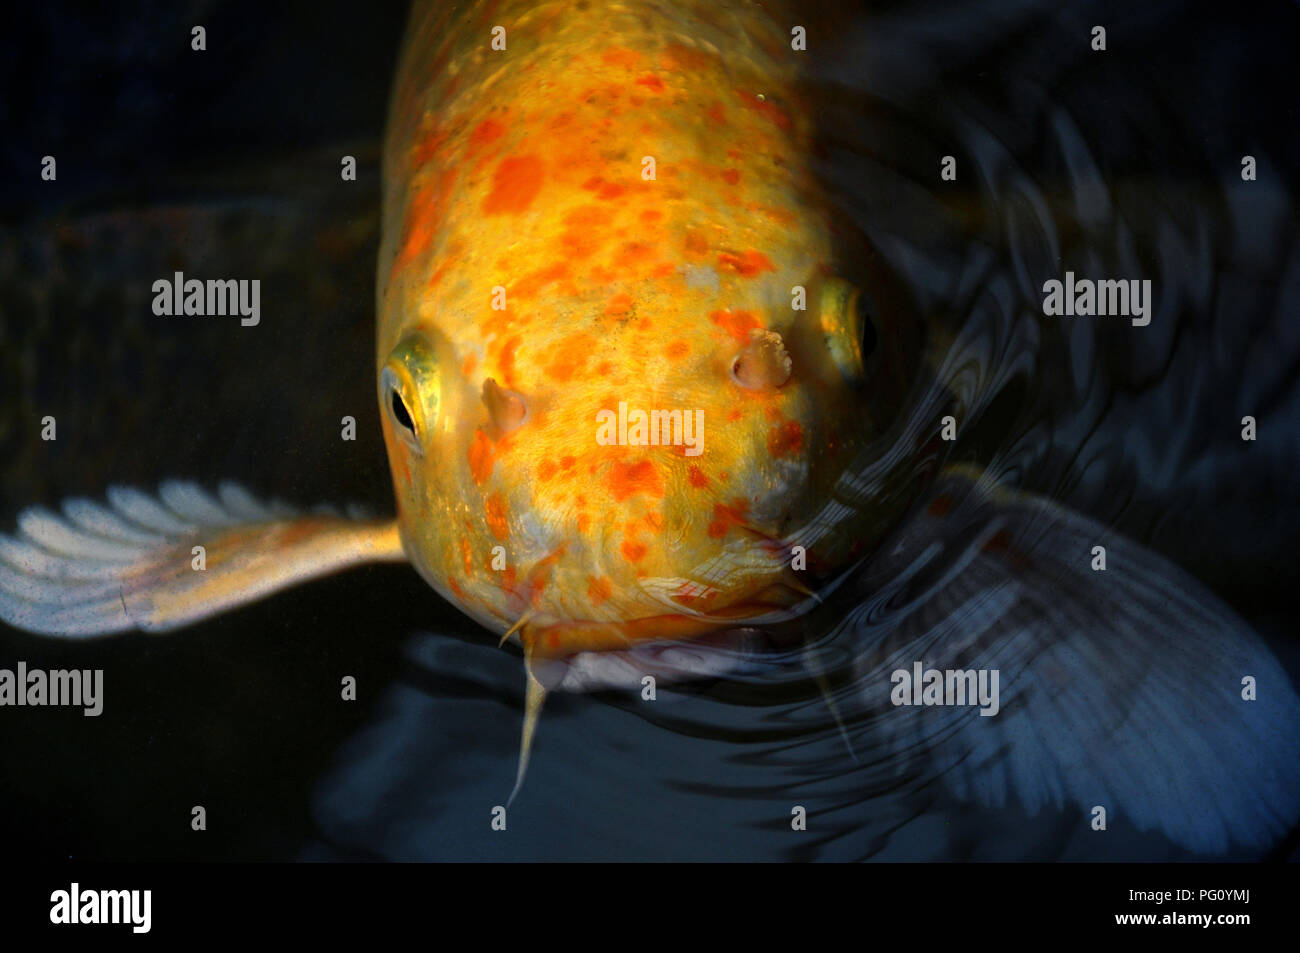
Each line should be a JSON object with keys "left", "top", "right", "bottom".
{"left": 376, "top": 0, "right": 922, "bottom": 659}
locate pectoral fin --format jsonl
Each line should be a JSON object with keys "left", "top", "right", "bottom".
{"left": 0, "top": 480, "right": 406, "bottom": 637}
{"left": 835, "top": 465, "right": 1300, "bottom": 853}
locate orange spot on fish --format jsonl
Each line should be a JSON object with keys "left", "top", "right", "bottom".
{"left": 605, "top": 293, "right": 634, "bottom": 315}
{"left": 688, "top": 466, "right": 709, "bottom": 488}
{"left": 601, "top": 47, "right": 641, "bottom": 69}
{"left": 459, "top": 537, "right": 474, "bottom": 576}
{"left": 461, "top": 353, "right": 478, "bottom": 376}
{"left": 582, "top": 175, "right": 626, "bottom": 200}
{"left": 483, "top": 156, "right": 544, "bottom": 215}
{"left": 767, "top": 421, "right": 804, "bottom": 458}
{"left": 448, "top": 576, "right": 464, "bottom": 599}
{"left": 721, "top": 168, "right": 741, "bottom": 185}
{"left": 640, "top": 209, "right": 663, "bottom": 223}
{"left": 485, "top": 494, "right": 509, "bottom": 541}
{"left": 559, "top": 455, "right": 576, "bottom": 471}
{"left": 587, "top": 576, "right": 614, "bottom": 606}
{"left": 707, "top": 103, "right": 727, "bottom": 124}
{"left": 666, "top": 340, "right": 689, "bottom": 361}
{"left": 411, "top": 125, "right": 449, "bottom": 169}
{"left": 526, "top": 545, "right": 567, "bottom": 608}
{"left": 469, "top": 118, "right": 506, "bottom": 149}
{"left": 577, "top": 513, "right": 591, "bottom": 533}
{"left": 607, "top": 459, "right": 665, "bottom": 501}
{"left": 511, "top": 261, "right": 569, "bottom": 298}
{"left": 684, "top": 229, "right": 710, "bottom": 258}
{"left": 756, "top": 203, "right": 797, "bottom": 225}
{"left": 468, "top": 428, "right": 495, "bottom": 484}
{"left": 547, "top": 333, "right": 595, "bottom": 382}
{"left": 561, "top": 204, "right": 607, "bottom": 259}
{"left": 393, "top": 168, "right": 456, "bottom": 273}
{"left": 635, "top": 74, "right": 665, "bottom": 93}
{"left": 538, "top": 460, "right": 557, "bottom": 481}
{"left": 710, "top": 308, "right": 760, "bottom": 343}
{"left": 620, "top": 540, "right": 647, "bottom": 563}
{"left": 498, "top": 336, "right": 520, "bottom": 388}
{"left": 717, "top": 249, "right": 775, "bottom": 277}
{"left": 706, "top": 500, "right": 749, "bottom": 539}
{"left": 615, "top": 241, "right": 652, "bottom": 269}
{"left": 659, "top": 42, "right": 713, "bottom": 71}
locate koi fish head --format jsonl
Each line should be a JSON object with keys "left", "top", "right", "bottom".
{"left": 377, "top": 26, "right": 924, "bottom": 657}
{"left": 380, "top": 270, "right": 923, "bottom": 657}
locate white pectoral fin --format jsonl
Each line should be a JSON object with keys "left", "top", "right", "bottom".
{"left": 0, "top": 481, "right": 406, "bottom": 637}
{"left": 844, "top": 466, "right": 1300, "bottom": 853}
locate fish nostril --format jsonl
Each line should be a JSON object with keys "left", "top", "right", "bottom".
{"left": 730, "top": 328, "right": 792, "bottom": 390}
{"left": 482, "top": 378, "right": 528, "bottom": 432}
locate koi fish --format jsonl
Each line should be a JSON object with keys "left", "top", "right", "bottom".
{"left": 2, "top": 0, "right": 1298, "bottom": 850}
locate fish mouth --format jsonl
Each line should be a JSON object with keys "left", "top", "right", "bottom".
{"left": 528, "top": 625, "right": 799, "bottom": 693}
{"left": 525, "top": 584, "right": 811, "bottom": 658}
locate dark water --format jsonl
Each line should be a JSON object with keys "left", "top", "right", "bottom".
{"left": 1, "top": 0, "right": 1298, "bottom": 861}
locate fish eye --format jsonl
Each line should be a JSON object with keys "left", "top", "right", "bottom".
{"left": 817, "top": 278, "right": 876, "bottom": 385}
{"left": 390, "top": 387, "right": 416, "bottom": 434}
{"left": 380, "top": 333, "right": 440, "bottom": 455}
{"left": 856, "top": 290, "right": 879, "bottom": 360}
{"left": 380, "top": 364, "right": 423, "bottom": 454}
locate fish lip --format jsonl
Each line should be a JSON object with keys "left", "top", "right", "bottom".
{"left": 529, "top": 625, "right": 798, "bottom": 693}
{"left": 524, "top": 588, "right": 812, "bottom": 657}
